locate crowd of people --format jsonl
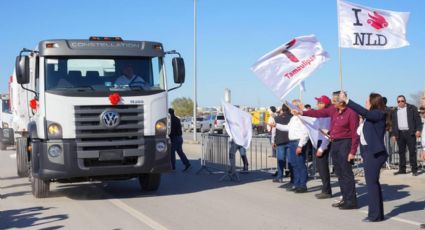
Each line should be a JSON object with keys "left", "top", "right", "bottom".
{"left": 267, "top": 91, "right": 424, "bottom": 222}
{"left": 168, "top": 91, "right": 425, "bottom": 223}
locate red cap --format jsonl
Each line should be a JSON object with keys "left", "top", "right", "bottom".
{"left": 315, "top": 95, "right": 331, "bottom": 105}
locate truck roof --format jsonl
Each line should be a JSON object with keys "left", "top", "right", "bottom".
{"left": 38, "top": 39, "right": 165, "bottom": 57}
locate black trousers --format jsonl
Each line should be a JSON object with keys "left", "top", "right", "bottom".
{"left": 330, "top": 139, "right": 357, "bottom": 206}
{"left": 314, "top": 144, "right": 331, "bottom": 195}
{"left": 397, "top": 131, "right": 418, "bottom": 173}
{"left": 363, "top": 149, "right": 387, "bottom": 220}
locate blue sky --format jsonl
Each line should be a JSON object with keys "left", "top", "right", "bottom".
{"left": 0, "top": 0, "right": 424, "bottom": 108}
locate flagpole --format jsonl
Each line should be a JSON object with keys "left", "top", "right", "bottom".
{"left": 299, "top": 85, "right": 303, "bottom": 102}
{"left": 336, "top": 0, "right": 343, "bottom": 91}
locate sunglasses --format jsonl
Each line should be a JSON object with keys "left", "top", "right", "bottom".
{"left": 397, "top": 100, "right": 405, "bottom": 103}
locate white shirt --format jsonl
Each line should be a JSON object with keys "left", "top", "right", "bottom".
{"left": 115, "top": 75, "right": 146, "bottom": 86}
{"left": 275, "top": 116, "right": 309, "bottom": 148}
{"left": 267, "top": 113, "right": 276, "bottom": 132}
{"left": 357, "top": 121, "right": 367, "bottom": 146}
{"left": 397, "top": 107, "right": 409, "bottom": 130}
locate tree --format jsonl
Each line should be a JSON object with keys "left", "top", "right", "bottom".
{"left": 409, "top": 90, "right": 424, "bottom": 107}
{"left": 171, "top": 97, "right": 194, "bottom": 117}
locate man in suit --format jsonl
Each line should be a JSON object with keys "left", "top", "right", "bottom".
{"left": 391, "top": 95, "right": 422, "bottom": 176}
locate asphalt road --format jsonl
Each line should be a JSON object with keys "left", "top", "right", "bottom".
{"left": 1, "top": 144, "right": 425, "bottom": 230}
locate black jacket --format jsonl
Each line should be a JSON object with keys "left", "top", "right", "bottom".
{"left": 391, "top": 103, "right": 422, "bottom": 138}
{"left": 169, "top": 115, "right": 183, "bottom": 138}
{"left": 274, "top": 114, "right": 291, "bottom": 145}
{"left": 347, "top": 100, "right": 386, "bottom": 154}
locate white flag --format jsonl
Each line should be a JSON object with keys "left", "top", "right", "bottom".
{"left": 299, "top": 116, "right": 331, "bottom": 149}
{"left": 338, "top": 0, "right": 410, "bottom": 49}
{"left": 222, "top": 101, "right": 252, "bottom": 149}
{"left": 251, "top": 35, "right": 329, "bottom": 101}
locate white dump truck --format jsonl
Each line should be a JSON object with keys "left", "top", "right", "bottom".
{"left": 13, "top": 36, "right": 185, "bottom": 197}
{"left": 0, "top": 92, "right": 14, "bottom": 150}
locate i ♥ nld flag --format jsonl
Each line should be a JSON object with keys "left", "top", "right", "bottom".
{"left": 338, "top": 0, "right": 410, "bottom": 49}
{"left": 251, "top": 35, "right": 329, "bottom": 101}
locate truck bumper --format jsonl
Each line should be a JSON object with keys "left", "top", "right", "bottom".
{"left": 0, "top": 128, "right": 14, "bottom": 145}
{"left": 31, "top": 136, "right": 171, "bottom": 181}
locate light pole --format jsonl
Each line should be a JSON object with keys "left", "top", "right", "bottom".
{"left": 193, "top": 0, "right": 198, "bottom": 142}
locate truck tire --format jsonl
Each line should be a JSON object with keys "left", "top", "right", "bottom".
{"left": 138, "top": 173, "right": 161, "bottom": 191}
{"left": 16, "top": 138, "right": 29, "bottom": 177}
{"left": 32, "top": 175, "right": 50, "bottom": 198}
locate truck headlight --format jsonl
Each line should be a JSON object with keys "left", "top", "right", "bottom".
{"left": 47, "top": 123, "right": 62, "bottom": 139}
{"left": 48, "top": 144, "right": 62, "bottom": 157}
{"left": 155, "top": 118, "right": 167, "bottom": 136}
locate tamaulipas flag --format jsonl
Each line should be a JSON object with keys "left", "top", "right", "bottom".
{"left": 300, "top": 116, "right": 331, "bottom": 149}
{"left": 222, "top": 101, "right": 252, "bottom": 149}
{"left": 251, "top": 35, "right": 329, "bottom": 101}
{"left": 338, "top": 0, "right": 410, "bottom": 49}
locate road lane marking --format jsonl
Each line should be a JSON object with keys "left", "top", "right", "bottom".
{"left": 358, "top": 210, "right": 423, "bottom": 226}
{"left": 9, "top": 154, "right": 16, "bottom": 159}
{"left": 109, "top": 199, "right": 168, "bottom": 230}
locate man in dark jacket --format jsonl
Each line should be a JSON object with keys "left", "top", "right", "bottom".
{"left": 272, "top": 105, "right": 292, "bottom": 183}
{"left": 391, "top": 95, "right": 422, "bottom": 176}
{"left": 169, "top": 108, "right": 191, "bottom": 171}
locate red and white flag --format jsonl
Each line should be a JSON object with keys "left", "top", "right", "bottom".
{"left": 251, "top": 35, "right": 329, "bottom": 101}
{"left": 338, "top": 0, "right": 410, "bottom": 49}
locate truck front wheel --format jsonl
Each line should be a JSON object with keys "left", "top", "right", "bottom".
{"left": 16, "top": 137, "right": 29, "bottom": 177}
{"left": 138, "top": 173, "right": 161, "bottom": 191}
{"left": 32, "top": 175, "right": 50, "bottom": 198}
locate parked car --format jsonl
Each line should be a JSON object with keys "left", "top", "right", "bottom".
{"left": 181, "top": 117, "right": 192, "bottom": 132}
{"left": 210, "top": 113, "right": 226, "bottom": 134}
{"left": 187, "top": 117, "right": 205, "bottom": 132}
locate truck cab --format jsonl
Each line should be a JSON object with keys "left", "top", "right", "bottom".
{"left": 13, "top": 37, "right": 185, "bottom": 197}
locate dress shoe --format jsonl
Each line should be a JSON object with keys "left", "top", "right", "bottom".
{"left": 393, "top": 171, "right": 406, "bottom": 175}
{"left": 339, "top": 203, "right": 358, "bottom": 210}
{"left": 331, "top": 200, "right": 344, "bottom": 208}
{"left": 362, "top": 217, "right": 384, "bottom": 222}
{"left": 412, "top": 172, "right": 418, "bottom": 176}
{"left": 182, "top": 164, "right": 192, "bottom": 172}
{"left": 315, "top": 193, "right": 332, "bottom": 199}
{"left": 294, "top": 187, "right": 308, "bottom": 193}
{"left": 286, "top": 186, "right": 296, "bottom": 192}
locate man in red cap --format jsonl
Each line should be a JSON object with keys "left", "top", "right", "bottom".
{"left": 313, "top": 95, "right": 333, "bottom": 199}
{"left": 294, "top": 91, "right": 360, "bottom": 210}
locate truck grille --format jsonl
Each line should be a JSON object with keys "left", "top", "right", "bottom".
{"left": 74, "top": 105, "right": 144, "bottom": 163}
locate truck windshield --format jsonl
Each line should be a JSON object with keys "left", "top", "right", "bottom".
{"left": 45, "top": 57, "right": 164, "bottom": 92}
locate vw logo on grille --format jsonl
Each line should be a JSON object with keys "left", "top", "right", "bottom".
{"left": 100, "top": 110, "right": 120, "bottom": 128}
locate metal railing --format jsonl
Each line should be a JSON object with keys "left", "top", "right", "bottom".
{"left": 197, "top": 132, "right": 424, "bottom": 180}
{"left": 197, "top": 134, "right": 276, "bottom": 176}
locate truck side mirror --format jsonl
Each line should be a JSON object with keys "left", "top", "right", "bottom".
{"left": 172, "top": 57, "right": 185, "bottom": 84}
{"left": 15, "top": 56, "right": 30, "bottom": 84}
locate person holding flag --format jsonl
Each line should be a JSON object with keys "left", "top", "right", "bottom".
{"left": 311, "top": 95, "right": 333, "bottom": 199}
{"left": 272, "top": 99, "right": 310, "bottom": 193}
{"left": 222, "top": 101, "right": 252, "bottom": 176}
{"left": 338, "top": 92, "right": 388, "bottom": 222}
{"left": 294, "top": 92, "right": 360, "bottom": 210}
